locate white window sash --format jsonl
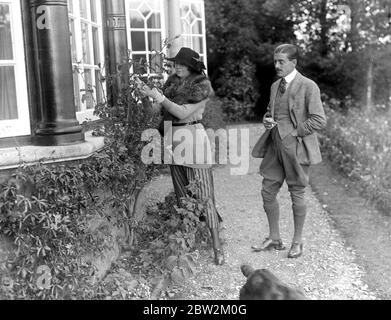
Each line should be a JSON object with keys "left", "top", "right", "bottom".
{"left": 68, "top": 0, "right": 105, "bottom": 124}
{"left": 0, "top": 0, "right": 31, "bottom": 138}
{"left": 125, "top": 0, "right": 167, "bottom": 76}
{"left": 179, "top": 0, "right": 207, "bottom": 71}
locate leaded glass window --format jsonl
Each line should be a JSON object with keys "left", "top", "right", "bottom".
{"left": 180, "top": 0, "right": 207, "bottom": 67}
{"left": 126, "top": 0, "right": 166, "bottom": 75}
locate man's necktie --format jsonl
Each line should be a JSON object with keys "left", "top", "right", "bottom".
{"left": 279, "top": 78, "right": 287, "bottom": 95}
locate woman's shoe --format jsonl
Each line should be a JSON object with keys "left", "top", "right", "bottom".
{"left": 214, "top": 248, "right": 225, "bottom": 265}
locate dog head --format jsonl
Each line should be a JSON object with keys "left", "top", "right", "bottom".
{"left": 239, "top": 264, "right": 308, "bottom": 300}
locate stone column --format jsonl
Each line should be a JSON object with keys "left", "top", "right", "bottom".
{"left": 167, "top": 0, "right": 182, "bottom": 58}
{"left": 103, "top": 0, "right": 129, "bottom": 106}
{"left": 29, "top": 0, "right": 84, "bottom": 146}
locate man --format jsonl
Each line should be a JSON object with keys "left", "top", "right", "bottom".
{"left": 251, "top": 44, "right": 327, "bottom": 258}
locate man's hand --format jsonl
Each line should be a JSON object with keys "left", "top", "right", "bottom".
{"left": 263, "top": 116, "right": 277, "bottom": 130}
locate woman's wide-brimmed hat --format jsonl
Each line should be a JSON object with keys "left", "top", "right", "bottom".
{"left": 167, "top": 47, "right": 206, "bottom": 73}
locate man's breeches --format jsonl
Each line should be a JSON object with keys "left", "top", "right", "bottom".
{"left": 259, "top": 128, "right": 309, "bottom": 216}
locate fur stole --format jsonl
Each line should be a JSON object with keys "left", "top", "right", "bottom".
{"left": 160, "top": 74, "right": 213, "bottom": 124}
{"left": 163, "top": 74, "right": 212, "bottom": 105}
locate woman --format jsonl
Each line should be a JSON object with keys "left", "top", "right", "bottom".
{"left": 139, "top": 47, "right": 224, "bottom": 265}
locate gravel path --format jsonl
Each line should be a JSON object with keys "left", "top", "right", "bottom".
{"left": 143, "top": 124, "right": 378, "bottom": 300}
{"left": 310, "top": 159, "right": 391, "bottom": 299}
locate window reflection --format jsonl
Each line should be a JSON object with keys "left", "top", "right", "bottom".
{"left": 128, "top": 0, "right": 143, "bottom": 10}
{"left": 130, "top": 10, "right": 144, "bottom": 28}
{"left": 83, "top": 69, "right": 94, "bottom": 110}
{"left": 133, "top": 54, "right": 147, "bottom": 74}
{"left": 149, "top": 54, "right": 163, "bottom": 74}
{"left": 81, "top": 22, "right": 91, "bottom": 64}
{"left": 90, "top": 0, "right": 97, "bottom": 22}
{"left": 92, "top": 27, "right": 100, "bottom": 64}
{"left": 0, "top": 66, "right": 18, "bottom": 120}
{"left": 192, "top": 20, "right": 202, "bottom": 35}
{"left": 95, "top": 70, "right": 103, "bottom": 104}
{"left": 191, "top": 3, "right": 202, "bottom": 18}
{"left": 182, "top": 35, "right": 191, "bottom": 48}
{"left": 146, "top": 0, "right": 160, "bottom": 12}
{"left": 180, "top": 4, "right": 189, "bottom": 18}
{"left": 67, "top": 0, "right": 73, "bottom": 13}
{"left": 73, "top": 69, "right": 81, "bottom": 112}
{"left": 192, "top": 36, "right": 203, "bottom": 54}
{"left": 79, "top": 0, "right": 88, "bottom": 19}
{"left": 147, "top": 12, "right": 161, "bottom": 28}
{"left": 0, "top": 4, "right": 17, "bottom": 120}
{"left": 131, "top": 31, "right": 146, "bottom": 51}
{"left": 139, "top": 2, "right": 152, "bottom": 18}
{"left": 69, "top": 19, "right": 77, "bottom": 63}
{"left": 181, "top": 19, "right": 191, "bottom": 34}
{"left": 148, "top": 31, "right": 161, "bottom": 51}
{"left": 0, "top": 4, "right": 13, "bottom": 60}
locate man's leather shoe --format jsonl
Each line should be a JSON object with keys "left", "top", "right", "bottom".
{"left": 251, "top": 238, "right": 286, "bottom": 252}
{"left": 288, "top": 242, "right": 303, "bottom": 259}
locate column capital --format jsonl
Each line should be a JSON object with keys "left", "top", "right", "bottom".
{"left": 29, "top": 0, "right": 68, "bottom": 9}
{"left": 105, "top": 14, "right": 127, "bottom": 31}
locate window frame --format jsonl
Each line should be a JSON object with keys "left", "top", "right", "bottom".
{"left": 0, "top": 0, "right": 31, "bottom": 139}
{"left": 67, "top": 0, "right": 105, "bottom": 124}
{"left": 179, "top": 0, "right": 208, "bottom": 71}
{"left": 125, "top": 0, "right": 167, "bottom": 76}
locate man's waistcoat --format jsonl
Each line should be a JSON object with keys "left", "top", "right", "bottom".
{"left": 274, "top": 90, "right": 295, "bottom": 139}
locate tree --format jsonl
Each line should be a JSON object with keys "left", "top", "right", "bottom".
{"left": 205, "top": 0, "right": 296, "bottom": 118}
{"left": 290, "top": 0, "right": 340, "bottom": 55}
{"left": 205, "top": 0, "right": 391, "bottom": 117}
{"left": 290, "top": 0, "right": 391, "bottom": 109}
{"left": 345, "top": 0, "right": 391, "bottom": 109}
{"left": 205, "top": 0, "right": 257, "bottom": 83}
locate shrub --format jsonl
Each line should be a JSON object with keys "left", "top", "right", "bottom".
{"left": 320, "top": 96, "right": 391, "bottom": 215}
{"left": 0, "top": 56, "right": 161, "bottom": 299}
{"left": 0, "top": 48, "right": 224, "bottom": 299}
{"left": 214, "top": 57, "right": 259, "bottom": 123}
{"left": 201, "top": 97, "right": 227, "bottom": 130}
{"left": 128, "top": 184, "right": 211, "bottom": 299}
{"left": 219, "top": 98, "right": 256, "bottom": 123}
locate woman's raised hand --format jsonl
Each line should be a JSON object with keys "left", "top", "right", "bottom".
{"left": 140, "top": 86, "right": 165, "bottom": 103}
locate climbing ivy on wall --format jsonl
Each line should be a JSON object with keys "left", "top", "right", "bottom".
{"left": 0, "top": 56, "right": 161, "bottom": 299}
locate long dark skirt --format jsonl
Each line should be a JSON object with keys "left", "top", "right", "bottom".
{"left": 170, "top": 165, "right": 222, "bottom": 229}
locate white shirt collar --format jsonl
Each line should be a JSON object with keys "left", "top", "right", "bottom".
{"left": 284, "top": 69, "right": 297, "bottom": 84}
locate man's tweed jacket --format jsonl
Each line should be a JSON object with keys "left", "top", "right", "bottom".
{"left": 252, "top": 71, "right": 327, "bottom": 165}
